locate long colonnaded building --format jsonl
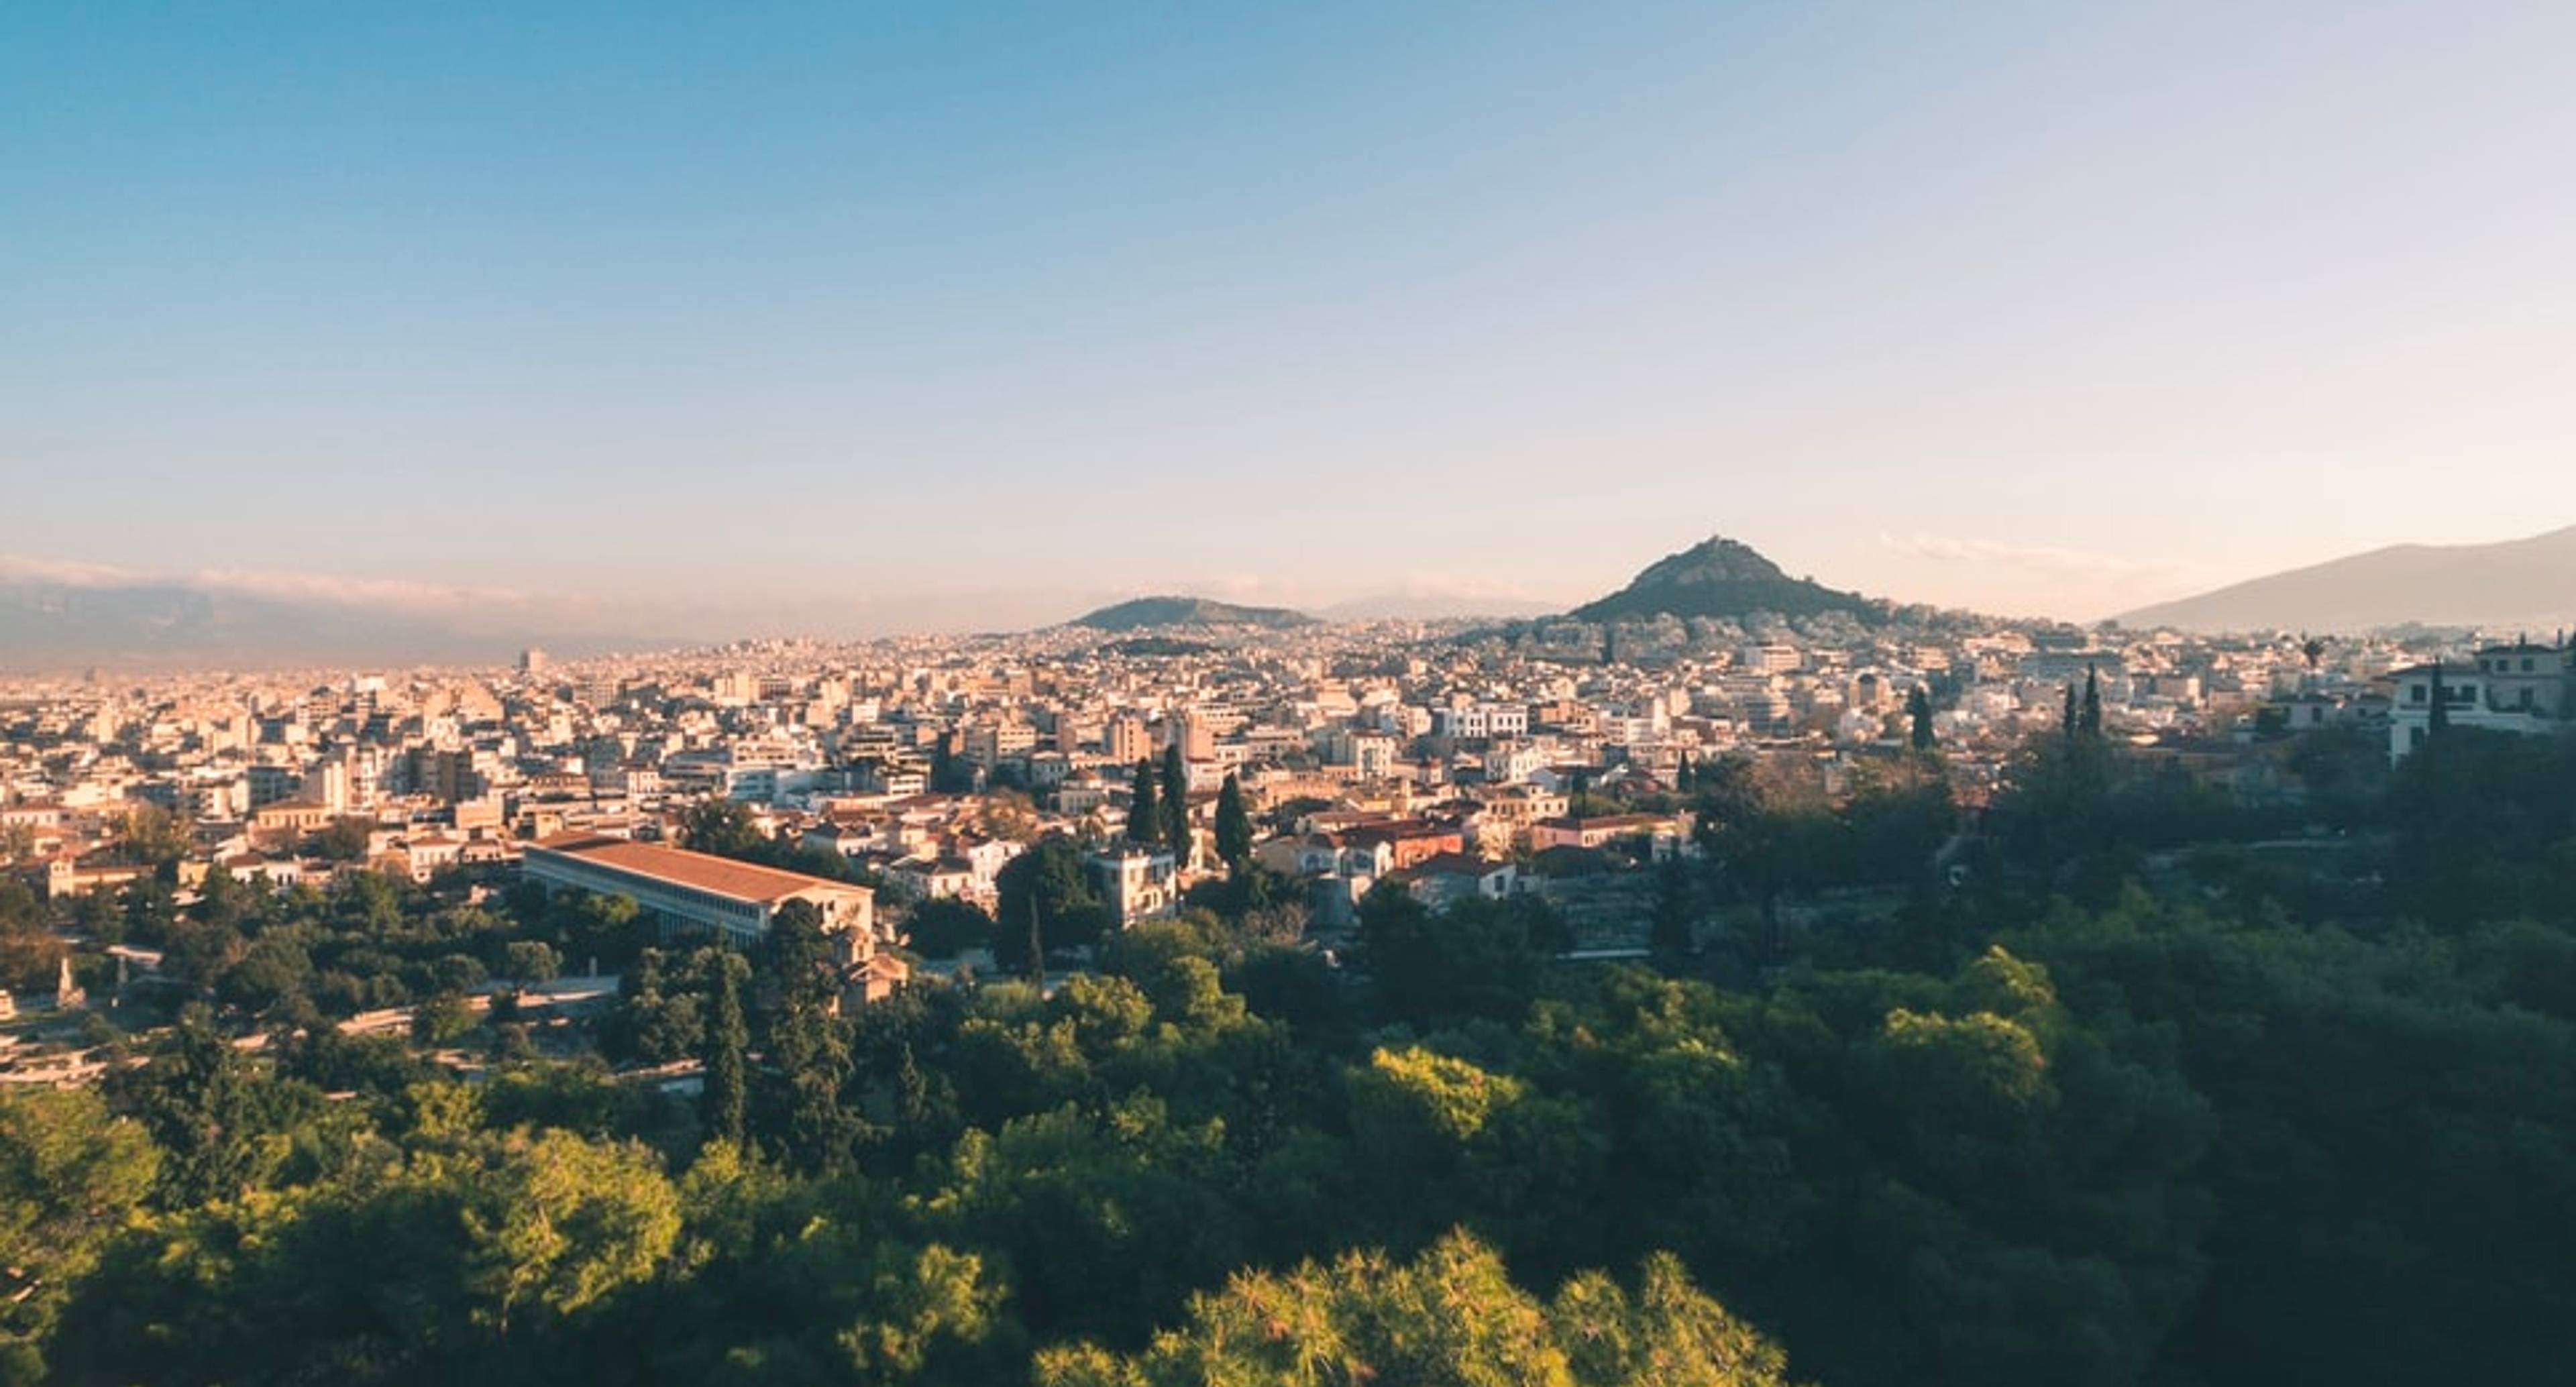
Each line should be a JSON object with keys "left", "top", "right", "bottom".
{"left": 523, "top": 832, "right": 877, "bottom": 948}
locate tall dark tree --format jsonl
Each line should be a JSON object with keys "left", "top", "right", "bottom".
{"left": 1126, "top": 759, "right": 1161, "bottom": 848}
{"left": 2426, "top": 661, "right": 2451, "bottom": 735}
{"left": 1214, "top": 773, "right": 1254, "bottom": 871}
{"left": 1648, "top": 858, "right": 1695, "bottom": 958}
{"left": 699, "top": 951, "right": 747, "bottom": 1148}
{"left": 1159, "top": 744, "right": 1190, "bottom": 866}
{"left": 1675, "top": 753, "right": 1697, "bottom": 793}
{"left": 2062, "top": 682, "right": 2080, "bottom": 739}
{"left": 752, "top": 901, "right": 861, "bottom": 1173}
{"left": 2080, "top": 664, "right": 2104, "bottom": 736}
{"left": 1024, "top": 893, "right": 1045, "bottom": 988}
{"left": 993, "top": 835, "right": 1110, "bottom": 975}
{"left": 1907, "top": 686, "right": 1937, "bottom": 751}
{"left": 930, "top": 732, "right": 978, "bottom": 794}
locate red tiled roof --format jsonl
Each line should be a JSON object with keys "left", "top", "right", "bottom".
{"left": 530, "top": 834, "right": 868, "bottom": 903}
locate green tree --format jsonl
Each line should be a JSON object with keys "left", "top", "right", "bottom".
{"left": 0, "top": 1088, "right": 160, "bottom": 1376}
{"left": 1908, "top": 685, "right": 1937, "bottom": 750}
{"left": 459, "top": 1127, "right": 682, "bottom": 1333}
{"left": 107, "top": 1011, "right": 293, "bottom": 1207}
{"left": 115, "top": 806, "right": 189, "bottom": 867}
{"left": 754, "top": 902, "right": 863, "bottom": 1173}
{"left": 311, "top": 816, "right": 375, "bottom": 862}
{"left": 930, "top": 733, "right": 979, "bottom": 794}
{"left": 1034, "top": 1230, "right": 1797, "bottom": 1387}
{"left": 2080, "top": 665, "right": 2104, "bottom": 736}
{"left": 994, "top": 837, "right": 1110, "bottom": 975}
{"left": 700, "top": 951, "right": 749, "bottom": 1149}
{"left": 681, "top": 799, "right": 770, "bottom": 861}
{"left": 414, "top": 991, "right": 480, "bottom": 1047}
{"left": 1649, "top": 858, "right": 1696, "bottom": 958}
{"left": 1358, "top": 885, "right": 1564, "bottom": 1025}
{"left": 903, "top": 897, "right": 994, "bottom": 960}
{"left": 1159, "top": 745, "right": 1190, "bottom": 865}
{"left": 502, "top": 940, "right": 561, "bottom": 990}
{"left": 216, "top": 935, "right": 312, "bottom": 1015}
{"left": 1213, "top": 773, "right": 1254, "bottom": 871}
{"left": 1125, "top": 759, "right": 1161, "bottom": 848}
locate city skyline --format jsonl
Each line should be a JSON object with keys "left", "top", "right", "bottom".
{"left": 9, "top": 1, "right": 2576, "bottom": 628}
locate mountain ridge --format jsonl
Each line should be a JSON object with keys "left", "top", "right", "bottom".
{"left": 2116, "top": 524, "right": 2576, "bottom": 632}
{"left": 0, "top": 569, "right": 651, "bottom": 671}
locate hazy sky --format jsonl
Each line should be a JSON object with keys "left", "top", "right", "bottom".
{"left": 6, "top": 1, "right": 2574, "bottom": 631}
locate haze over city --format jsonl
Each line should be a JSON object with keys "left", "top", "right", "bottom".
{"left": 11, "top": 8, "right": 2576, "bottom": 1387}
{"left": 8, "top": 1, "right": 2575, "bottom": 637}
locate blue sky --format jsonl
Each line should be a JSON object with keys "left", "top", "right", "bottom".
{"left": 5, "top": 1, "right": 2573, "bottom": 631}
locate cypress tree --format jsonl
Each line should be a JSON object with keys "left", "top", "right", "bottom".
{"left": 1126, "top": 758, "right": 1161, "bottom": 846}
{"left": 1908, "top": 686, "right": 1937, "bottom": 751}
{"left": 1214, "top": 772, "right": 1254, "bottom": 871}
{"left": 2427, "top": 661, "right": 2451, "bottom": 736}
{"left": 1160, "top": 743, "right": 1190, "bottom": 865}
{"left": 1024, "top": 893, "right": 1045, "bottom": 988}
{"left": 1649, "top": 858, "right": 1695, "bottom": 957}
{"left": 2080, "top": 665, "right": 2104, "bottom": 737}
{"left": 700, "top": 952, "right": 747, "bottom": 1149}
{"left": 2062, "top": 683, "right": 2079, "bottom": 739}
{"left": 1676, "top": 753, "right": 1696, "bottom": 793}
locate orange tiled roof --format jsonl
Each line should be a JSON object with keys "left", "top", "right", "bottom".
{"left": 531, "top": 833, "right": 869, "bottom": 904}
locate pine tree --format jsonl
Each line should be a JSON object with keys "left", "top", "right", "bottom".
{"left": 1159, "top": 743, "right": 1190, "bottom": 865}
{"left": 1908, "top": 686, "right": 1937, "bottom": 751}
{"left": 1214, "top": 773, "right": 1254, "bottom": 871}
{"left": 700, "top": 952, "right": 748, "bottom": 1149}
{"left": 1126, "top": 758, "right": 1161, "bottom": 846}
{"left": 2080, "top": 665, "right": 2103, "bottom": 737}
{"left": 2062, "top": 683, "right": 2079, "bottom": 740}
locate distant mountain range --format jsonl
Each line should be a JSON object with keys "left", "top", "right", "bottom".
{"left": 22, "top": 520, "right": 2561, "bottom": 667}
{"left": 1566, "top": 536, "right": 1880, "bottom": 624}
{"left": 2116, "top": 524, "right": 2576, "bottom": 634}
{"left": 1064, "top": 596, "right": 1317, "bottom": 631}
{"left": 0, "top": 561, "right": 643, "bottom": 671}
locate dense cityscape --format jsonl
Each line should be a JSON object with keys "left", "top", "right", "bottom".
{"left": 11, "top": 3, "right": 2576, "bottom": 1384}
{"left": 2, "top": 532, "right": 2573, "bottom": 1383}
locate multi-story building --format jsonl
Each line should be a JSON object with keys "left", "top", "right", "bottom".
{"left": 1087, "top": 845, "right": 1179, "bottom": 925}
{"left": 2388, "top": 646, "right": 2573, "bottom": 761}
{"left": 1104, "top": 712, "right": 1153, "bottom": 765}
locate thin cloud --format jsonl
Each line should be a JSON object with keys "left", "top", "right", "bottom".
{"left": 0, "top": 554, "right": 532, "bottom": 612}
{"left": 1877, "top": 535, "right": 2237, "bottom": 619}
{"left": 1888, "top": 535, "right": 2202, "bottom": 581}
